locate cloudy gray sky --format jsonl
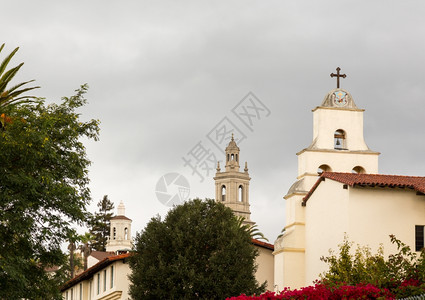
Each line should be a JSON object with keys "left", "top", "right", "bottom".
{"left": 2, "top": 1, "right": 425, "bottom": 241}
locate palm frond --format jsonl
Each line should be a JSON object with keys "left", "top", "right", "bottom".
{"left": 0, "top": 97, "right": 35, "bottom": 108}
{"left": 0, "top": 46, "right": 19, "bottom": 77}
{"left": 3, "top": 86, "right": 40, "bottom": 101}
{"left": 235, "top": 216, "right": 269, "bottom": 242}
{"left": 0, "top": 63, "right": 24, "bottom": 92}
{"left": 0, "top": 44, "right": 39, "bottom": 111}
{"left": 7, "top": 79, "right": 36, "bottom": 93}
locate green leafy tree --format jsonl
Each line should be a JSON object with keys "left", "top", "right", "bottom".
{"left": 89, "top": 195, "right": 114, "bottom": 251}
{"left": 129, "top": 198, "right": 265, "bottom": 300}
{"left": 0, "top": 85, "right": 99, "bottom": 299}
{"left": 0, "top": 43, "right": 39, "bottom": 112}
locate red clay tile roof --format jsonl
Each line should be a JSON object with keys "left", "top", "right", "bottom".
{"left": 303, "top": 172, "right": 425, "bottom": 205}
{"left": 61, "top": 253, "right": 131, "bottom": 292}
{"left": 90, "top": 251, "right": 115, "bottom": 261}
{"left": 110, "top": 215, "right": 132, "bottom": 221}
{"left": 252, "top": 238, "right": 274, "bottom": 251}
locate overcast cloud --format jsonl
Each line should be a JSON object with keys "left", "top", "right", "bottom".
{"left": 2, "top": 0, "right": 425, "bottom": 241}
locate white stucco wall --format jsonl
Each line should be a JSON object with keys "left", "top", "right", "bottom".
{"left": 63, "top": 259, "right": 131, "bottom": 300}
{"left": 312, "top": 108, "right": 368, "bottom": 151}
{"left": 348, "top": 187, "right": 425, "bottom": 255}
{"left": 298, "top": 151, "right": 379, "bottom": 177}
{"left": 305, "top": 179, "right": 425, "bottom": 285}
{"left": 87, "top": 256, "right": 100, "bottom": 269}
{"left": 114, "top": 260, "right": 131, "bottom": 300}
{"left": 254, "top": 246, "right": 274, "bottom": 291}
{"left": 305, "top": 179, "right": 349, "bottom": 285}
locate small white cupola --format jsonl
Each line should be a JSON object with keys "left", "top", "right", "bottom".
{"left": 117, "top": 200, "right": 125, "bottom": 216}
{"left": 106, "top": 201, "right": 132, "bottom": 253}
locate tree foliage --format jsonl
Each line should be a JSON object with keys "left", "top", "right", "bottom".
{"left": 79, "top": 232, "right": 96, "bottom": 271}
{"left": 320, "top": 235, "right": 425, "bottom": 298}
{"left": 0, "top": 85, "right": 99, "bottom": 299}
{"left": 0, "top": 43, "right": 39, "bottom": 112}
{"left": 88, "top": 195, "right": 114, "bottom": 251}
{"left": 129, "top": 198, "right": 265, "bottom": 300}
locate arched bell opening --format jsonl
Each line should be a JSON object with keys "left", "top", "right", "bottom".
{"left": 334, "top": 129, "right": 346, "bottom": 150}
{"left": 317, "top": 164, "right": 332, "bottom": 175}
{"left": 351, "top": 166, "right": 366, "bottom": 174}
{"left": 221, "top": 185, "right": 226, "bottom": 201}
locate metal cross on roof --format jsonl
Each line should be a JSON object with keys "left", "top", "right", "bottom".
{"left": 330, "top": 67, "right": 347, "bottom": 88}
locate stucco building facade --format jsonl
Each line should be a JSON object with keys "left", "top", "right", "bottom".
{"left": 274, "top": 79, "right": 425, "bottom": 289}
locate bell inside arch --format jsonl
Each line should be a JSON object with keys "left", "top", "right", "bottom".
{"left": 334, "top": 129, "right": 346, "bottom": 150}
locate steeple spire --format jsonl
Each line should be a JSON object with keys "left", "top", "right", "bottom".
{"left": 117, "top": 200, "right": 125, "bottom": 216}
{"left": 225, "top": 134, "right": 240, "bottom": 172}
{"left": 214, "top": 136, "right": 254, "bottom": 226}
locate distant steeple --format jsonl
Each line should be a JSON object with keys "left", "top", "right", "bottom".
{"left": 106, "top": 201, "right": 132, "bottom": 253}
{"left": 225, "top": 134, "right": 240, "bottom": 172}
{"left": 214, "top": 135, "right": 254, "bottom": 226}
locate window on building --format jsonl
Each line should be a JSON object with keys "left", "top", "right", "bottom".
{"left": 79, "top": 283, "right": 82, "bottom": 300}
{"left": 113, "top": 227, "right": 116, "bottom": 240}
{"left": 97, "top": 274, "right": 100, "bottom": 295}
{"left": 221, "top": 185, "right": 226, "bottom": 201}
{"left": 110, "top": 265, "right": 114, "bottom": 288}
{"left": 103, "top": 269, "right": 107, "bottom": 291}
{"left": 66, "top": 291, "right": 68, "bottom": 300}
{"left": 416, "top": 225, "right": 424, "bottom": 251}
{"left": 71, "top": 288, "right": 73, "bottom": 300}
{"left": 124, "top": 227, "right": 128, "bottom": 240}
{"left": 238, "top": 185, "right": 243, "bottom": 202}
{"left": 89, "top": 280, "right": 92, "bottom": 300}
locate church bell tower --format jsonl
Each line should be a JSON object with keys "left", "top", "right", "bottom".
{"left": 106, "top": 201, "right": 132, "bottom": 252}
{"left": 214, "top": 135, "right": 254, "bottom": 226}
{"left": 274, "top": 68, "right": 380, "bottom": 289}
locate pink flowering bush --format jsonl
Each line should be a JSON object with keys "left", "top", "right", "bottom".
{"left": 227, "top": 282, "right": 394, "bottom": 300}
{"left": 229, "top": 235, "right": 425, "bottom": 299}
